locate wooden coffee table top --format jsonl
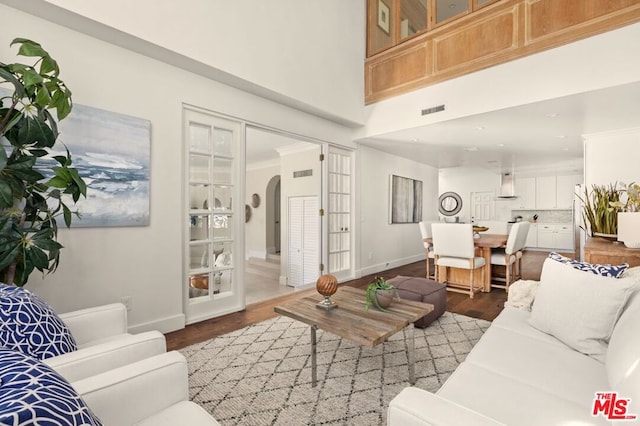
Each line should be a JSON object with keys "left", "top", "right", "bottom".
{"left": 274, "top": 286, "right": 434, "bottom": 347}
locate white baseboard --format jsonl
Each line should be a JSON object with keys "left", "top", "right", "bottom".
{"left": 246, "top": 250, "right": 267, "bottom": 260}
{"left": 357, "top": 254, "right": 425, "bottom": 277}
{"left": 128, "top": 313, "right": 186, "bottom": 334}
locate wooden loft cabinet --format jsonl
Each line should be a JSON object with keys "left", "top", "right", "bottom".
{"left": 365, "top": 0, "right": 640, "bottom": 103}
{"left": 584, "top": 237, "right": 640, "bottom": 268}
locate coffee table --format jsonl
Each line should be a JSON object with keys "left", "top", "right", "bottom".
{"left": 274, "top": 286, "right": 434, "bottom": 387}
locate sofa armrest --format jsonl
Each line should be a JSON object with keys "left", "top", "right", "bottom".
{"left": 71, "top": 351, "right": 189, "bottom": 425}
{"left": 388, "top": 387, "right": 506, "bottom": 426}
{"left": 44, "top": 330, "right": 166, "bottom": 382}
{"left": 59, "top": 303, "right": 128, "bottom": 345}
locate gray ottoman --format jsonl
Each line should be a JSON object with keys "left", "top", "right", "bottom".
{"left": 388, "top": 276, "right": 446, "bottom": 328}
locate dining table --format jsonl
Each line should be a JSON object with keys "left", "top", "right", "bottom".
{"left": 424, "top": 233, "right": 508, "bottom": 292}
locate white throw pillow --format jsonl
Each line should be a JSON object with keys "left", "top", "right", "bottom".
{"left": 529, "top": 258, "right": 638, "bottom": 362}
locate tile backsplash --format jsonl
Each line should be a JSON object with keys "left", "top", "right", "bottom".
{"left": 511, "top": 209, "right": 573, "bottom": 223}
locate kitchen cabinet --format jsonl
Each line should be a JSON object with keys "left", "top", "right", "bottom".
{"left": 515, "top": 177, "right": 536, "bottom": 209}
{"left": 536, "top": 223, "right": 573, "bottom": 250}
{"left": 535, "top": 175, "right": 581, "bottom": 210}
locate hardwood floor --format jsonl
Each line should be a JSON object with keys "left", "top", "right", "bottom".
{"left": 166, "top": 249, "right": 553, "bottom": 351}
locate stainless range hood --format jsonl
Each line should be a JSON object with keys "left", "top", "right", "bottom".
{"left": 497, "top": 172, "right": 518, "bottom": 199}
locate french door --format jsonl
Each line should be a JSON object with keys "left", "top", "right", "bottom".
{"left": 326, "top": 146, "right": 353, "bottom": 281}
{"left": 183, "top": 107, "right": 243, "bottom": 324}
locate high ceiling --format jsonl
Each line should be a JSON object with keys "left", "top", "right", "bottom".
{"left": 355, "top": 81, "right": 640, "bottom": 177}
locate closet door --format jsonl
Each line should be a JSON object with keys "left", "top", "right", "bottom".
{"left": 288, "top": 196, "right": 319, "bottom": 287}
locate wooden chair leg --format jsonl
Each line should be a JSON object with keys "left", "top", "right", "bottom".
{"left": 469, "top": 267, "right": 474, "bottom": 299}
{"left": 505, "top": 262, "right": 511, "bottom": 293}
{"left": 425, "top": 250, "right": 430, "bottom": 279}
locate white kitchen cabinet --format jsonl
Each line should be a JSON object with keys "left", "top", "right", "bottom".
{"left": 535, "top": 223, "right": 573, "bottom": 250}
{"left": 555, "top": 224, "right": 574, "bottom": 250}
{"left": 535, "top": 175, "right": 581, "bottom": 209}
{"left": 515, "top": 177, "right": 536, "bottom": 209}
{"left": 535, "top": 176, "right": 558, "bottom": 209}
{"left": 526, "top": 223, "right": 538, "bottom": 247}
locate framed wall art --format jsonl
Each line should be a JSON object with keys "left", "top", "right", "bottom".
{"left": 389, "top": 174, "right": 423, "bottom": 224}
{"left": 378, "top": 0, "right": 390, "bottom": 34}
{"left": 53, "top": 104, "right": 151, "bottom": 227}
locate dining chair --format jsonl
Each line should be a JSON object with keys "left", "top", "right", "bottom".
{"left": 431, "top": 223, "right": 486, "bottom": 298}
{"left": 490, "top": 222, "right": 529, "bottom": 292}
{"left": 514, "top": 222, "right": 530, "bottom": 280}
{"left": 418, "top": 221, "right": 436, "bottom": 279}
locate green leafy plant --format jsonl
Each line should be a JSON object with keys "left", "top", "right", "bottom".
{"left": 364, "top": 276, "right": 399, "bottom": 311}
{"left": 577, "top": 183, "right": 621, "bottom": 236}
{"left": 0, "top": 38, "right": 86, "bottom": 286}
{"left": 609, "top": 182, "right": 640, "bottom": 213}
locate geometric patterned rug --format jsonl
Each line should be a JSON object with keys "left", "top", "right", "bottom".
{"left": 179, "top": 312, "right": 490, "bottom": 426}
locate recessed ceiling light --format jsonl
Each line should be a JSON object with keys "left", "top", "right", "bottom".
{"left": 556, "top": 135, "right": 566, "bottom": 139}
{"left": 475, "top": 126, "right": 485, "bottom": 131}
{"left": 464, "top": 146, "right": 478, "bottom": 152}
{"left": 497, "top": 143, "right": 504, "bottom": 147}
{"left": 411, "top": 138, "right": 418, "bottom": 142}
{"left": 546, "top": 113, "right": 559, "bottom": 118}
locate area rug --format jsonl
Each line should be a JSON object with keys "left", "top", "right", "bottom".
{"left": 179, "top": 312, "right": 490, "bottom": 425}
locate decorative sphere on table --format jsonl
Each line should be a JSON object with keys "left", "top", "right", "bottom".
{"left": 316, "top": 274, "right": 338, "bottom": 310}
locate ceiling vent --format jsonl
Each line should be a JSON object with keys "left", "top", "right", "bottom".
{"left": 497, "top": 172, "right": 518, "bottom": 199}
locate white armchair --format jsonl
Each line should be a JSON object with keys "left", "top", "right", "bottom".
{"left": 44, "top": 303, "right": 166, "bottom": 382}
{"left": 72, "top": 351, "right": 220, "bottom": 425}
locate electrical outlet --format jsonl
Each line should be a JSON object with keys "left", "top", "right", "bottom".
{"left": 368, "top": 252, "right": 373, "bottom": 260}
{"left": 121, "top": 296, "right": 133, "bottom": 311}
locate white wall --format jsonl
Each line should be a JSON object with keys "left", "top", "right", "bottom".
{"left": 357, "top": 146, "right": 439, "bottom": 276}
{"left": 245, "top": 164, "right": 280, "bottom": 259}
{"left": 2, "top": 0, "right": 366, "bottom": 126}
{"left": 584, "top": 128, "right": 640, "bottom": 187}
{"left": 0, "top": 5, "right": 355, "bottom": 332}
{"left": 438, "top": 167, "right": 502, "bottom": 222}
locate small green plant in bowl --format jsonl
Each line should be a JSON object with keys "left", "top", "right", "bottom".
{"left": 364, "top": 276, "right": 399, "bottom": 311}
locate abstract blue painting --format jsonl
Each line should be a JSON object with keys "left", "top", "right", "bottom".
{"left": 50, "top": 104, "right": 151, "bottom": 227}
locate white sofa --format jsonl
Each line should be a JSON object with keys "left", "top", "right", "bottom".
{"left": 45, "top": 303, "right": 166, "bottom": 382}
{"left": 72, "top": 351, "right": 219, "bottom": 425}
{"left": 388, "top": 260, "right": 640, "bottom": 425}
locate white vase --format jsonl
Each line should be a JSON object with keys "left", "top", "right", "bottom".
{"left": 617, "top": 212, "right": 640, "bottom": 249}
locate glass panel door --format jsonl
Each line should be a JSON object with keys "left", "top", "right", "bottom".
{"left": 327, "top": 146, "right": 353, "bottom": 281}
{"left": 184, "top": 108, "right": 243, "bottom": 324}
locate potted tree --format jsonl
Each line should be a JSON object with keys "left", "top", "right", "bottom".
{"left": 0, "top": 38, "right": 86, "bottom": 286}
{"left": 364, "top": 276, "right": 399, "bottom": 311}
{"left": 610, "top": 182, "right": 640, "bottom": 248}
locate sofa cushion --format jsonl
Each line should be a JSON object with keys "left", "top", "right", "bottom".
{"left": 606, "top": 289, "right": 640, "bottom": 403}
{"left": 548, "top": 251, "right": 629, "bottom": 278}
{"left": 529, "top": 258, "right": 637, "bottom": 362}
{"left": 0, "top": 283, "right": 77, "bottom": 359}
{"left": 464, "top": 324, "right": 608, "bottom": 406}
{"left": 0, "top": 347, "right": 102, "bottom": 425}
{"left": 437, "top": 361, "right": 609, "bottom": 425}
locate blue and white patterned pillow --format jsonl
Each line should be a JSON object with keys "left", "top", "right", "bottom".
{"left": 548, "top": 252, "right": 629, "bottom": 278}
{"left": 0, "top": 347, "right": 102, "bottom": 425}
{"left": 0, "top": 283, "right": 77, "bottom": 360}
